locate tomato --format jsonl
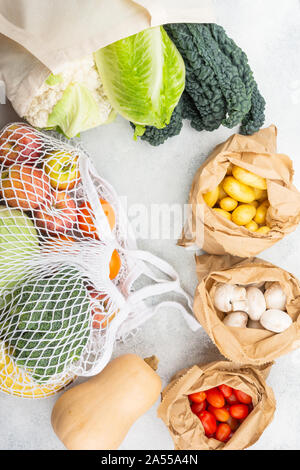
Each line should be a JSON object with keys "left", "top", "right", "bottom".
{"left": 206, "top": 388, "right": 225, "bottom": 409}
{"left": 227, "top": 415, "right": 239, "bottom": 431}
{"left": 191, "top": 400, "right": 207, "bottom": 415}
{"left": 109, "top": 249, "right": 121, "bottom": 280}
{"left": 215, "top": 423, "right": 232, "bottom": 443}
{"left": 77, "top": 198, "right": 115, "bottom": 239}
{"left": 234, "top": 389, "right": 252, "bottom": 405}
{"left": 199, "top": 411, "right": 217, "bottom": 437}
{"left": 89, "top": 288, "right": 116, "bottom": 329}
{"left": 208, "top": 405, "right": 230, "bottom": 422}
{"left": 218, "top": 384, "right": 233, "bottom": 399}
{"left": 226, "top": 392, "right": 240, "bottom": 405}
{"left": 189, "top": 391, "right": 207, "bottom": 404}
{"left": 229, "top": 404, "right": 249, "bottom": 420}
{"left": 92, "top": 312, "right": 116, "bottom": 330}
{"left": 92, "top": 313, "right": 107, "bottom": 329}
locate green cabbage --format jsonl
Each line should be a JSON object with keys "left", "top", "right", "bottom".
{"left": 94, "top": 26, "right": 185, "bottom": 136}
{"left": 0, "top": 207, "right": 39, "bottom": 289}
{"left": 0, "top": 265, "right": 91, "bottom": 383}
{"left": 47, "top": 82, "right": 111, "bottom": 138}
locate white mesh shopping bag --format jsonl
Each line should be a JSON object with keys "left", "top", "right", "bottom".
{"left": 0, "top": 123, "right": 198, "bottom": 398}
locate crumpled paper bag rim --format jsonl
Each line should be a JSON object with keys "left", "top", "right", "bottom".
{"left": 179, "top": 126, "right": 300, "bottom": 257}
{"left": 158, "top": 360, "right": 276, "bottom": 451}
{"left": 193, "top": 254, "right": 300, "bottom": 364}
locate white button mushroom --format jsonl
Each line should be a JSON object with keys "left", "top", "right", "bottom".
{"left": 260, "top": 309, "right": 292, "bottom": 333}
{"left": 264, "top": 282, "right": 287, "bottom": 310}
{"left": 223, "top": 311, "right": 248, "bottom": 328}
{"left": 213, "top": 284, "right": 246, "bottom": 313}
{"left": 231, "top": 300, "right": 249, "bottom": 313}
{"left": 246, "top": 287, "right": 266, "bottom": 321}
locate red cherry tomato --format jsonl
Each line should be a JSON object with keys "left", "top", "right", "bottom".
{"left": 230, "top": 404, "right": 249, "bottom": 420}
{"left": 191, "top": 400, "right": 207, "bottom": 415}
{"left": 227, "top": 415, "right": 239, "bottom": 431}
{"left": 189, "top": 391, "right": 207, "bottom": 403}
{"left": 218, "top": 384, "right": 233, "bottom": 399}
{"left": 206, "top": 388, "right": 225, "bottom": 409}
{"left": 215, "top": 423, "right": 232, "bottom": 443}
{"left": 208, "top": 405, "right": 230, "bottom": 422}
{"left": 234, "top": 389, "right": 252, "bottom": 405}
{"left": 199, "top": 411, "right": 217, "bottom": 437}
{"left": 226, "top": 392, "right": 240, "bottom": 405}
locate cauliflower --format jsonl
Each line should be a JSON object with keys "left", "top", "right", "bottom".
{"left": 25, "top": 56, "right": 114, "bottom": 137}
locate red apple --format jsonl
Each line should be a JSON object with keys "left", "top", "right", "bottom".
{"left": 0, "top": 124, "right": 42, "bottom": 167}
{"left": 35, "top": 191, "right": 77, "bottom": 235}
{"left": 1, "top": 164, "right": 51, "bottom": 210}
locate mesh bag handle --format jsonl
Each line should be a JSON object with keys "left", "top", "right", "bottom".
{"left": 118, "top": 249, "right": 201, "bottom": 334}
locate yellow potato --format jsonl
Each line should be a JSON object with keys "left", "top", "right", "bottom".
{"left": 203, "top": 186, "right": 219, "bottom": 208}
{"left": 254, "top": 200, "right": 269, "bottom": 225}
{"left": 218, "top": 185, "right": 227, "bottom": 201}
{"left": 260, "top": 199, "right": 270, "bottom": 207}
{"left": 250, "top": 200, "right": 259, "bottom": 208}
{"left": 256, "top": 226, "right": 271, "bottom": 234}
{"left": 219, "top": 197, "right": 238, "bottom": 212}
{"left": 213, "top": 208, "right": 232, "bottom": 221}
{"left": 245, "top": 220, "right": 259, "bottom": 232}
{"left": 253, "top": 188, "right": 268, "bottom": 201}
{"left": 232, "top": 204, "right": 256, "bottom": 226}
{"left": 226, "top": 164, "right": 233, "bottom": 175}
{"left": 232, "top": 166, "right": 267, "bottom": 190}
{"left": 223, "top": 176, "right": 255, "bottom": 203}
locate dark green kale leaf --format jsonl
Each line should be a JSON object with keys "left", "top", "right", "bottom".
{"left": 132, "top": 23, "right": 265, "bottom": 146}
{"left": 208, "top": 24, "right": 266, "bottom": 135}
{"left": 130, "top": 98, "right": 184, "bottom": 146}
{"left": 240, "top": 84, "right": 266, "bottom": 135}
{"left": 165, "top": 23, "right": 228, "bottom": 132}
{"left": 0, "top": 265, "right": 91, "bottom": 383}
{"left": 185, "top": 23, "right": 251, "bottom": 129}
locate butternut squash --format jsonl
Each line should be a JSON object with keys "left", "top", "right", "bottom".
{"left": 51, "top": 354, "right": 162, "bottom": 450}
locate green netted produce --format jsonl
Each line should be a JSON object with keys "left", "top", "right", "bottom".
{"left": 0, "top": 265, "right": 91, "bottom": 383}
{"left": 0, "top": 207, "right": 39, "bottom": 289}
{"left": 132, "top": 23, "right": 265, "bottom": 146}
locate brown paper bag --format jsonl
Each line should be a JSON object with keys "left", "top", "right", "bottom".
{"left": 194, "top": 254, "right": 300, "bottom": 364}
{"left": 157, "top": 361, "right": 276, "bottom": 450}
{"left": 0, "top": 0, "right": 215, "bottom": 117}
{"left": 179, "top": 126, "right": 300, "bottom": 257}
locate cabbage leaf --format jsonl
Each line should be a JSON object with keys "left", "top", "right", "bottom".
{"left": 47, "top": 83, "right": 107, "bottom": 138}
{"left": 94, "top": 26, "right": 185, "bottom": 135}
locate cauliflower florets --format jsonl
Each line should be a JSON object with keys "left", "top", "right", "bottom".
{"left": 25, "top": 55, "right": 112, "bottom": 130}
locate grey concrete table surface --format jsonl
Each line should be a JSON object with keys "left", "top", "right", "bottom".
{"left": 0, "top": 0, "right": 299, "bottom": 451}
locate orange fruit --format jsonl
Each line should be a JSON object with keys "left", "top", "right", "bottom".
{"left": 77, "top": 198, "right": 115, "bottom": 239}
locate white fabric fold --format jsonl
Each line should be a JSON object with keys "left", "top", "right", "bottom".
{"left": 0, "top": 0, "right": 215, "bottom": 117}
